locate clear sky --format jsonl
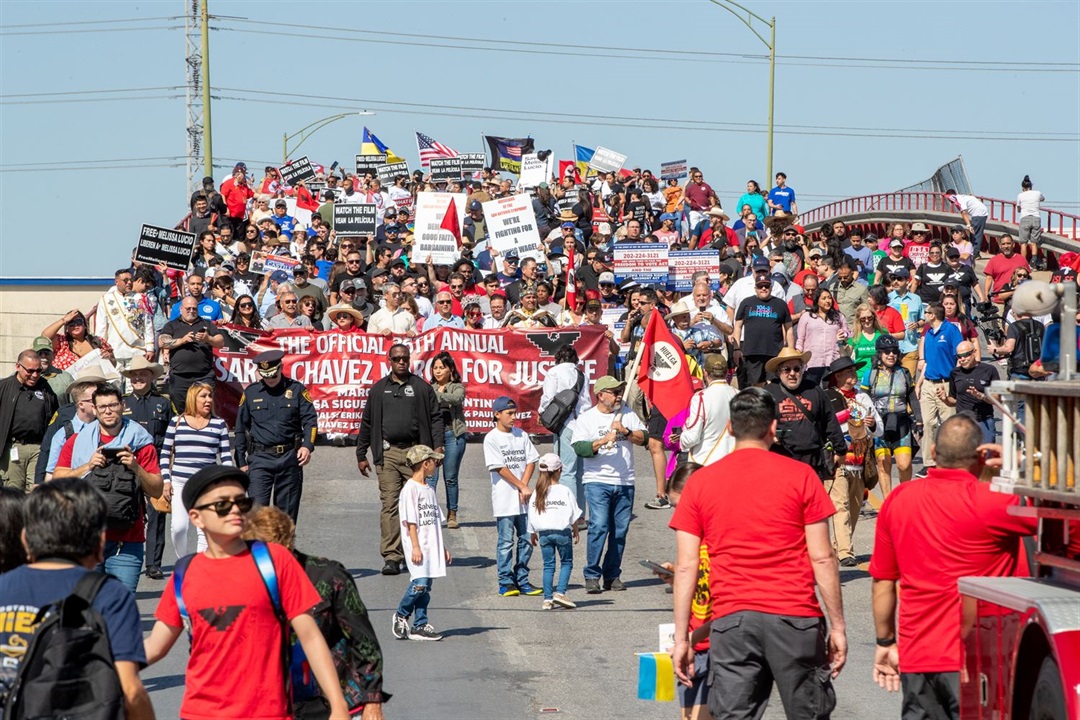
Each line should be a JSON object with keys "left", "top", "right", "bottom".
{"left": 2, "top": 0, "right": 1078, "bottom": 278}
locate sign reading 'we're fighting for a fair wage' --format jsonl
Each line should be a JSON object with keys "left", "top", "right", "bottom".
{"left": 483, "top": 195, "right": 544, "bottom": 263}
{"left": 135, "top": 225, "right": 197, "bottom": 271}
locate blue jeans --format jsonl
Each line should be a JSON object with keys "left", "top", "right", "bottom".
{"left": 496, "top": 514, "right": 533, "bottom": 588}
{"left": 98, "top": 541, "right": 144, "bottom": 594}
{"left": 976, "top": 417, "right": 996, "bottom": 445}
{"left": 538, "top": 529, "right": 574, "bottom": 599}
{"left": 436, "top": 430, "right": 466, "bottom": 512}
{"left": 555, "top": 422, "right": 585, "bottom": 513}
{"left": 1009, "top": 372, "right": 1030, "bottom": 425}
{"left": 396, "top": 577, "right": 433, "bottom": 629}
{"left": 583, "top": 483, "right": 634, "bottom": 582}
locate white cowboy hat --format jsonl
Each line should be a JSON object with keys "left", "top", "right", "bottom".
{"left": 705, "top": 207, "right": 730, "bottom": 221}
{"left": 327, "top": 304, "right": 364, "bottom": 323}
{"left": 120, "top": 355, "right": 165, "bottom": 380}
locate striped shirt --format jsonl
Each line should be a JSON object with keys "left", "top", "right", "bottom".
{"left": 160, "top": 416, "right": 233, "bottom": 479}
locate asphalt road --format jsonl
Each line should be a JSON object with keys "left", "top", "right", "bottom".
{"left": 138, "top": 438, "right": 903, "bottom": 720}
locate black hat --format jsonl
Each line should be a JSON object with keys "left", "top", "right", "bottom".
{"left": 390, "top": 256, "right": 406, "bottom": 268}
{"left": 825, "top": 356, "right": 857, "bottom": 380}
{"left": 181, "top": 464, "right": 250, "bottom": 512}
{"left": 384, "top": 208, "right": 397, "bottom": 218}
{"left": 252, "top": 349, "right": 284, "bottom": 378}
{"left": 385, "top": 224, "right": 400, "bottom": 233}
{"left": 370, "top": 267, "right": 390, "bottom": 279}
{"left": 201, "top": 176, "right": 215, "bottom": 186}
{"left": 875, "top": 335, "right": 900, "bottom": 353}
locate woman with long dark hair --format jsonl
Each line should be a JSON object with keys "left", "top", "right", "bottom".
{"left": 429, "top": 352, "right": 467, "bottom": 529}
{"left": 229, "top": 294, "right": 265, "bottom": 329}
{"left": 796, "top": 288, "right": 850, "bottom": 386}
{"left": 40, "top": 309, "right": 115, "bottom": 370}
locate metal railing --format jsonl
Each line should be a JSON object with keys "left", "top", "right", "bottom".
{"left": 799, "top": 192, "right": 1079, "bottom": 242}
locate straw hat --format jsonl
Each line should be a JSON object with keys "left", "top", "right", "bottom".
{"left": 327, "top": 304, "right": 364, "bottom": 323}
{"left": 120, "top": 355, "right": 164, "bottom": 380}
{"left": 764, "top": 347, "right": 812, "bottom": 374}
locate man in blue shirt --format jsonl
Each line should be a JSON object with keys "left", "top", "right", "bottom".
{"left": 766, "top": 172, "right": 798, "bottom": 216}
{"left": 917, "top": 302, "right": 962, "bottom": 466}
{"left": 270, "top": 199, "right": 298, "bottom": 235}
{"left": 887, "top": 267, "right": 924, "bottom": 377}
{"left": 168, "top": 274, "right": 223, "bottom": 321}
{"left": 843, "top": 227, "right": 874, "bottom": 283}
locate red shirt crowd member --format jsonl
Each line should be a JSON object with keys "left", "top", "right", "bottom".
{"left": 683, "top": 168, "right": 718, "bottom": 212}
{"left": 670, "top": 387, "right": 846, "bottom": 720}
{"left": 870, "top": 414, "right": 1037, "bottom": 719}
{"left": 982, "top": 234, "right": 1031, "bottom": 299}
{"left": 145, "top": 465, "right": 349, "bottom": 720}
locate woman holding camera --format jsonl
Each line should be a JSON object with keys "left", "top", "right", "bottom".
{"left": 861, "top": 335, "right": 921, "bottom": 494}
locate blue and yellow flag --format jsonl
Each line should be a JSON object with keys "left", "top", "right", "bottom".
{"left": 574, "top": 144, "right": 595, "bottom": 179}
{"left": 637, "top": 653, "right": 676, "bottom": 702}
{"left": 361, "top": 128, "right": 403, "bottom": 164}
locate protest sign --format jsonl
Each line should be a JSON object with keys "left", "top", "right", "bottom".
{"left": 667, "top": 250, "right": 720, "bottom": 291}
{"left": 354, "top": 154, "right": 387, "bottom": 177}
{"left": 429, "top": 157, "right": 463, "bottom": 182}
{"left": 589, "top": 146, "right": 627, "bottom": 174}
{"left": 660, "top": 159, "right": 688, "bottom": 181}
{"left": 279, "top": 156, "right": 316, "bottom": 186}
{"left": 613, "top": 242, "right": 669, "bottom": 285}
{"left": 135, "top": 224, "right": 197, "bottom": 271}
{"left": 213, "top": 325, "right": 609, "bottom": 435}
{"left": 333, "top": 203, "right": 377, "bottom": 236}
{"left": 519, "top": 153, "right": 552, "bottom": 188}
{"left": 556, "top": 195, "right": 578, "bottom": 215}
{"left": 483, "top": 195, "right": 544, "bottom": 262}
{"left": 601, "top": 307, "right": 624, "bottom": 332}
{"left": 250, "top": 251, "right": 301, "bottom": 276}
{"left": 411, "top": 191, "right": 466, "bottom": 265}
{"left": 459, "top": 153, "right": 486, "bottom": 174}
{"left": 376, "top": 161, "right": 409, "bottom": 186}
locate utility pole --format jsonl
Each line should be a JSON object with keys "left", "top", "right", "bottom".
{"left": 183, "top": 0, "right": 202, "bottom": 192}
{"left": 200, "top": 0, "right": 213, "bottom": 180}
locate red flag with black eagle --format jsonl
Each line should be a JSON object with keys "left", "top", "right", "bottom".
{"left": 636, "top": 309, "right": 694, "bottom": 419}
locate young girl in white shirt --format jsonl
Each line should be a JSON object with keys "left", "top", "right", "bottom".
{"left": 528, "top": 453, "right": 583, "bottom": 610}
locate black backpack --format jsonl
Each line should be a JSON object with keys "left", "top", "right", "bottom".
{"left": 1009, "top": 319, "right": 1046, "bottom": 374}
{"left": 87, "top": 460, "right": 140, "bottom": 531}
{"left": 539, "top": 369, "right": 585, "bottom": 433}
{"left": 3, "top": 573, "right": 124, "bottom": 720}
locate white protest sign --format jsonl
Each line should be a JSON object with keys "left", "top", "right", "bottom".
{"left": 589, "top": 146, "right": 627, "bottom": 173}
{"left": 668, "top": 250, "right": 720, "bottom": 291}
{"left": 483, "top": 195, "right": 544, "bottom": 263}
{"left": 660, "top": 159, "right": 688, "bottom": 180}
{"left": 66, "top": 350, "right": 119, "bottom": 381}
{"left": 519, "top": 153, "right": 553, "bottom": 188}
{"left": 250, "top": 251, "right": 301, "bottom": 276}
{"left": 613, "top": 242, "right": 669, "bottom": 285}
{"left": 411, "top": 191, "right": 466, "bottom": 266}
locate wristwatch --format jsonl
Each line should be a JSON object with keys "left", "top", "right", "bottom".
{"left": 876, "top": 637, "right": 897, "bottom": 647}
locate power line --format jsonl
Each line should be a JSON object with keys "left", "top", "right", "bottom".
{"left": 0, "top": 26, "right": 178, "bottom": 37}
{"left": 220, "top": 18, "right": 1078, "bottom": 70}
{"left": 215, "top": 87, "right": 1080, "bottom": 142}
{"left": 0, "top": 16, "right": 175, "bottom": 29}
{"left": 0, "top": 95, "right": 179, "bottom": 106}
{"left": 0, "top": 86, "right": 180, "bottom": 99}
{"left": 0, "top": 156, "right": 183, "bottom": 169}
{"left": 0, "top": 163, "right": 181, "bottom": 174}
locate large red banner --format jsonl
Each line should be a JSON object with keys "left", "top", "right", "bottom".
{"left": 212, "top": 325, "right": 609, "bottom": 435}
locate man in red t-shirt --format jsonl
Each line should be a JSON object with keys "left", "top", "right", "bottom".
{"left": 144, "top": 465, "right": 349, "bottom": 720}
{"left": 982, "top": 234, "right": 1030, "bottom": 300}
{"left": 670, "top": 388, "right": 847, "bottom": 719}
{"left": 53, "top": 384, "right": 163, "bottom": 593}
{"left": 869, "top": 414, "right": 1036, "bottom": 719}
{"left": 219, "top": 163, "right": 255, "bottom": 234}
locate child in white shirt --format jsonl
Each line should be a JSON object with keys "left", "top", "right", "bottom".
{"left": 528, "top": 453, "right": 582, "bottom": 610}
{"left": 393, "top": 445, "right": 452, "bottom": 642}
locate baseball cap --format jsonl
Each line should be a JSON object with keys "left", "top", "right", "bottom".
{"left": 890, "top": 239, "right": 905, "bottom": 249}
{"left": 594, "top": 375, "right": 626, "bottom": 393}
{"left": 201, "top": 176, "right": 215, "bottom": 186}
{"left": 181, "top": 465, "right": 251, "bottom": 513}
{"left": 341, "top": 277, "right": 367, "bottom": 292}
{"left": 390, "top": 256, "right": 406, "bottom": 268}
{"left": 275, "top": 200, "right": 287, "bottom": 208}
{"left": 537, "top": 453, "right": 562, "bottom": 472}
{"left": 597, "top": 222, "right": 613, "bottom": 235}
{"left": 32, "top": 336, "right": 53, "bottom": 353}
{"left": 891, "top": 267, "right": 911, "bottom": 279}
{"left": 270, "top": 270, "right": 289, "bottom": 283}
{"left": 406, "top": 445, "right": 445, "bottom": 466}
{"left": 385, "top": 224, "right": 400, "bottom": 233}
{"left": 492, "top": 396, "right": 517, "bottom": 413}
{"left": 561, "top": 221, "right": 575, "bottom": 229}
{"left": 599, "top": 271, "right": 616, "bottom": 285}
{"left": 584, "top": 299, "right": 602, "bottom": 311}
{"left": 755, "top": 278, "right": 772, "bottom": 288}
{"left": 469, "top": 200, "right": 482, "bottom": 212}
{"left": 537, "top": 182, "right": 549, "bottom": 190}
{"left": 292, "top": 265, "right": 308, "bottom": 276}
{"left": 808, "top": 247, "right": 823, "bottom": 258}
{"left": 751, "top": 256, "right": 770, "bottom": 270}
{"left": 703, "top": 354, "right": 727, "bottom": 376}
{"left": 946, "top": 247, "right": 961, "bottom": 258}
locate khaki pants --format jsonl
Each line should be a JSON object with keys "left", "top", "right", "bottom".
{"left": 377, "top": 446, "right": 412, "bottom": 563}
{"left": 1, "top": 442, "right": 41, "bottom": 492}
{"left": 901, "top": 351, "right": 918, "bottom": 379}
{"left": 827, "top": 465, "right": 864, "bottom": 561}
{"left": 918, "top": 380, "right": 955, "bottom": 462}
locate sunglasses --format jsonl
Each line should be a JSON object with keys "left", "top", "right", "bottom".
{"left": 956, "top": 350, "right": 975, "bottom": 359}
{"left": 436, "top": 299, "right": 452, "bottom": 304}
{"left": 467, "top": 312, "right": 483, "bottom": 318}
{"left": 390, "top": 356, "right": 411, "bottom": 363}
{"left": 238, "top": 303, "right": 254, "bottom": 309}
{"left": 17, "top": 363, "right": 42, "bottom": 375}
{"left": 779, "top": 366, "right": 803, "bottom": 374}
{"left": 193, "top": 496, "right": 255, "bottom": 517}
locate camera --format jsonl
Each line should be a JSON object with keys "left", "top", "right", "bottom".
{"left": 972, "top": 301, "right": 1006, "bottom": 346}
{"left": 100, "top": 447, "right": 122, "bottom": 464}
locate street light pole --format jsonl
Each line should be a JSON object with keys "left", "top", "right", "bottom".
{"left": 708, "top": 0, "right": 776, "bottom": 183}
{"left": 281, "top": 111, "right": 375, "bottom": 166}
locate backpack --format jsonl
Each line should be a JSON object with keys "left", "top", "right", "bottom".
{"left": 86, "top": 461, "right": 140, "bottom": 531}
{"left": 539, "top": 369, "right": 585, "bottom": 433}
{"left": 3, "top": 573, "right": 124, "bottom": 720}
{"left": 1009, "top": 318, "right": 1046, "bottom": 374}
{"left": 173, "top": 541, "right": 296, "bottom": 708}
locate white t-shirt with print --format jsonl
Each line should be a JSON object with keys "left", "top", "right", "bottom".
{"left": 569, "top": 404, "right": 646, "bottom": 486}
{"left": 483, "top": 427, "right": 540, "bottom": 517}
{"left": 399, "top": 479, "right": 446, "bottom": 579}
{"left": 527, "top": 483, "right": 583, "bottom": 533}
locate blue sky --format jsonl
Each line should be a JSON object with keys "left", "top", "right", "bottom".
{"left": 2, "top": 0, "right": 1078, "bottom": 278}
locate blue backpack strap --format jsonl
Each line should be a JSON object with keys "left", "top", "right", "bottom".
{"left": 249, "top": 540, "right": 283, "bottom": 619}
{"left": 172, "top": 553, "right": 197, "bottom": 640}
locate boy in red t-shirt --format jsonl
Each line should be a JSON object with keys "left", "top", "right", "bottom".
{"left": 144, "top": 465, "right": 349, "bottom": 720}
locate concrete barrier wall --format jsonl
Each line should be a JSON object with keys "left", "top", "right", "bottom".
{"left": 0, "top": 279, "right": 113, "bottom": 366}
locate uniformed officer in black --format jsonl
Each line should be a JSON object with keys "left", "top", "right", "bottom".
{"left": 121, "top": 356, "right": 174, "bottom": 580}
{"left": 234, "top": 350, "right": 318, "bottom": 522}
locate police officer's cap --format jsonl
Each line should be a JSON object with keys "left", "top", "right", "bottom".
{"left": 182, "top": 464, "right": 251, "bottom": 512}
{"left": 253, "top": 349, "right": 285, "bottom": 377}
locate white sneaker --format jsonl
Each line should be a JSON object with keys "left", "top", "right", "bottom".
{"left": 552, "top": 593, "right": 577, "bottom": 609}
{"left": 391, "top": 614, "right": 409, "bottom": 640}
{"left": 542, "top": 599, "right": 554, "bottom": 610}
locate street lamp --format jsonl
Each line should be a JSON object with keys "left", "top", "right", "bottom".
{"left": 707, "top": 0, "right": 776, "bottom": 183}
{"left": 282, "top": 110, "right": 375, "bottom": 165}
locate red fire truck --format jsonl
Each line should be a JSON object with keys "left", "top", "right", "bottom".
{"left": 959, "top": 280, "right": 1079, "bottom": 720}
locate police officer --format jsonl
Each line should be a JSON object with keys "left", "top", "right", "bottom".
{"left": 234, "top": 350, "right": 318, "bottom": 522}
{"left": 121, "top": 356, "right": 174, "bottom": 579}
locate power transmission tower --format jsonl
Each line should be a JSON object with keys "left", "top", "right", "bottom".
{"left": 184, "top": 0, "right": 212, "bottom": 191}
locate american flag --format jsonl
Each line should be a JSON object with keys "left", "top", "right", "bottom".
{"left": 504, "top": 144, "right": 522, "bottom": 159}
{"left": 415, "top": 131, "right": 458, "bottom": 168}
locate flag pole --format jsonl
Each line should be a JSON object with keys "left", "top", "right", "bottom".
{"left": 622, "top": 310, "right": 650, "bottom": 400}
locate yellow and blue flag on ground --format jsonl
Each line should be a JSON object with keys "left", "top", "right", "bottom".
{"left": 361, "top": 128, "right": 404, "bottom": 164}
{"left": 574, "top": 144, "right": 595, "bottom": 179}
{"left": 636, "top": 653, "right": 676, "bottom": 702}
